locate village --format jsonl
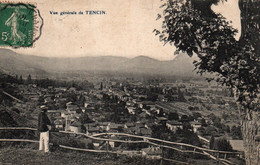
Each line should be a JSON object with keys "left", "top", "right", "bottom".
{"left": 4, "top": 75, "right": 243, "bottom": 155}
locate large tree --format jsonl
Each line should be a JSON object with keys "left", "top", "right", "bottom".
{"left": 155, "top": 0, "right": 260, "bottom": 164}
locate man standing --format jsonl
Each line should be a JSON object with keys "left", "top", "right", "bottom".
{"left": 38, "top": 105, "right": 51, "bottom": 153}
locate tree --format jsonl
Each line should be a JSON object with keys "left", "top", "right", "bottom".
{"left": 192, "top": 112, "right": 202, "bottom": 120}
{"left": 168, "top": 112, "right": 179, "bottom": 120}
{"left": 100, "top": 82, "right": 103, "bottom": 90}
{"left": 213, "top": 138, "right": 233, "bottom": 152}
{"left": 181, "top": 115, "right": 189, "bottom": 122}
{"left": 26, "top": 74, "right": 32, "bottom": 84}
{"left": 15, "top": 75, "right": 18, "bottom": 82}
{"left": 231, "top": 125, "right": 243, "bottom": 140}
{"left": 180, "top": 129, "right": 202, "bottom": 147}
{"left": 155, "top": 0, "right": 259, "bottom": 164}
{"left": 19, "top": 75, "right": 23, "bottom": 84}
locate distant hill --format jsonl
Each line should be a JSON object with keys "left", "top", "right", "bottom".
{"left": 0, "top": 48, "right": 198, "bottom": 77}
{"left": 0, "top": 49, "right": 48, "bottom": 76}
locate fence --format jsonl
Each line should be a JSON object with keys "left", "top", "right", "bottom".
{"left": 0, "top": 127, "right": 243, "bottom": 165}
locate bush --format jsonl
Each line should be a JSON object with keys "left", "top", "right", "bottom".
{"left": 213, "top": 138, "right": 233, "bottom": 151}
{"left": 87, "top": 143, "right": 94, "bottom": 149}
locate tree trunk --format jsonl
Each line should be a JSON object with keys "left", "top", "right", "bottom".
{"left": 238, "top": 0, "right": 260, "bottom": 163}
{"left": 241, "top": 110, "right": 260, "bottom": 165}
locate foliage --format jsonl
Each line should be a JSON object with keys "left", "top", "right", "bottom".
{"left": 151, "top": 124, "right": 176, "bottom": 141}
{"left": 0, "top": 74, "right": 24, "bottom": 105}
{"left": 35, "top": 79, "right": 93, "bottom": 90}
{"left": 26, "top": 74, "right": 32, "bottom": 84}
{"left": 155, "top": 0, "right": 260, "bottom": 113}
{"left": 203, "top": 125, "right": 218, "bottom": 136}
{"left": 87, "top": 142, "right": 94, "bottom": 149}
{"left": 231, "top": 125, "right": 243, "bottom": 140}
{"left": 0, "top": 109, "right": 18, "bottom": 127}
{"left": 168, "top": 112, "right": 179, "bottom": 120}
{"left": 179, "top": 129, "right": 202, "bottom": 147}
{"left": 213, "top": 138, "right": 233, "bottom": 151}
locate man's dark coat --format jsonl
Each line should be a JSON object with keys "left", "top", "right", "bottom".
{"left": 38, "top": 111, "right": 51, "bottom": 132}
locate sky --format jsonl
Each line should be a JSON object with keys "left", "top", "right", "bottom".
{"left": 7, "top": 0, "right": 241, "bottom": 61}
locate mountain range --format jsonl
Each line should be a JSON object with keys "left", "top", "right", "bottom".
{"left": 0, "top": 48, "right": 198, "bottom": 77}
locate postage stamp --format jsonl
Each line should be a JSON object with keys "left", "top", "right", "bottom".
{"left": 0, "top": 2, "right": 43, "bottom": 48}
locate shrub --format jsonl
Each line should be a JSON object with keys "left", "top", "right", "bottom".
{"left": 213, "top": 138, "right": 233, "bottom": 152}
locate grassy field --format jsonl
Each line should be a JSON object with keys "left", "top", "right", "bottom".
{"left": 0, "top": 146, "right": 163, "bottom": 165}
{"left": 0, "top": 145, "right": 222, "bottom": 165}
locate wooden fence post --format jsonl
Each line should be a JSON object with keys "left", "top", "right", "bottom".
{"left": 217, "top": 152, "right": 220, "bottom": 165}
{"left": 160, "top": 145, "right": 163, "bottom": 165}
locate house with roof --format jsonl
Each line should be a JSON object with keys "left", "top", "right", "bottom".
{"left": 70, "top": 113, "right": 81, "bottom": 120}
{"left": 142, "top": 109, "right": 151, "bottom": 116}
{"left": 66, "top": 102, "right": 78, "bottom": 114}
{"left": 127, "top": 107, "right": 136, "bottom": 115}
{"left": 70, "top": 120, "right": 82, "bottom": 133}
{"left": 158, "top": 95, "right": 168, "bottom": 102}
{"left": 142, "top": 101, "right": 156, "bottom": 109}
{"left": 55, "top": 87, "right": 67, "bottom": 92}
{"left": 27, "top": 92, "right": 39, "bottom": 101}
{"left": 135, "top": 101, "right": 143, "bottom": 109}
{"left": 61, "top": 111, "right": 69, "bottom": 118}
{"left": 108, "top": 136, "right": 120, "bottom": 148}
{"left": 146, "top": 122, "right": 156, "bottom": 129}
{"left": 166, "top": 120, "right": 183, "bottom": 133}
{"left": 91, "top": 139, "right": 102, "bottom": 148}
{"left": 124, "top": 123, "right": 135, "bottom": 129}
{"left": 126, "top": 101, "right": 135, "bottom": 107}
{"left": 44, "top": 96, "right": 53, "bottom": 103}
{"left": 99, "top": 122, "right": 110, "bottom": 127}
{"left": 135, "top": 123, "right": 146, "bottom": 129}
{"left": 190, "top": 121, "right": 202, "bottom": 133}
{"left": 133, "top": 123, "right": 149, "bottom": 135}
{"left": 54, "top": 118, "right": 65, "bottom": 130}
{"left": 139, "top": 128, "right": 152, "bottom": 137}
{"left": 84, "top": 123, "right": 100, "bottom": 135}
{"left": 68, "top": 87, "right": 76, "bottom": 92}
{"left": 139, "top": 112, "right": 148, "bottom": 118}
{"left": 107, "top": 123, "right": 124, "bottom": 132}
{"left": 48, "top": 110, "right": 62, "bottom": 118}
{"left": 125, "top": 127, "right": 136, "bottom": 134}
{"left": 86, "top": 126, "right": 100, "bottom": 135}
{"left": 141, "top": 146, "right": 162, "bottom": 159}
{"left": 157, "top": 117, "right": 168, "bottom": 125}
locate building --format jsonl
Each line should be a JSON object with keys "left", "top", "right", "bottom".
{"left": 124, "top": 123, "right": 135, "bottom": 129}
{"left": 190, "top": 121, "right": 202, "bottom": 133}
{"left": 166, "top": 121, "right": 183, "bottom": 133}
{"left": 142, "top": 146, "right": 162, "bottom": 159}
{"left": 127, "top": 107, "right": 136, "bottom": 114}
{"left": 70, "top": 121, "right": 82, "bottom": 133}
{"left": 66, "top": 102, "right": 78, "bottom": 113}
{"left": 107, "top": 123, "right": 124, "bottom": 132}
{"left": 86, "top": 126, "right": 100, "bottom": 135}
{"left": 54, "top": 118, "right": 64, "bottom": 130}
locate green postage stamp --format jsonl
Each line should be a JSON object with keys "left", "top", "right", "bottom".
{"left": 0, "top": 3, "right": 43, "bottom": 47}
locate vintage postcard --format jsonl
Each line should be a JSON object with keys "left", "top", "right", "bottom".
{"left": 0, "top": 0, "right": 258, "bottom": 164}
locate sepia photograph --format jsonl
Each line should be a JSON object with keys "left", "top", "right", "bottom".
{"left": 0, "top": 0, "right": 259, "bottom": 164}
